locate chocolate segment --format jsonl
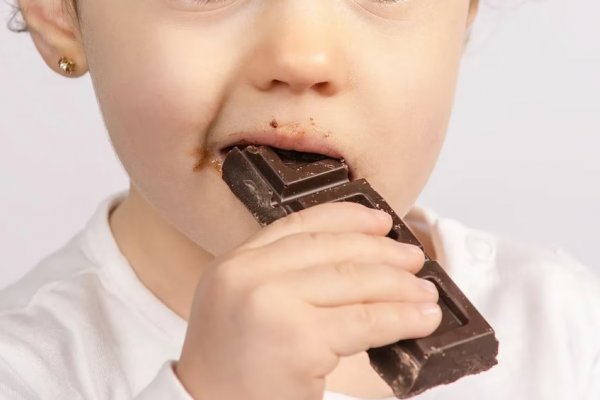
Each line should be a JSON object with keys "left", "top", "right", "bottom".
{"left": 222, "top": 145, "right": 498, "bottom": 398}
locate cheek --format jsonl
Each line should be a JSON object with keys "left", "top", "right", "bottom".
{"left": 88, "top": 35, "right": 220, "bottom": 179}
{"left": 353, "top": 18, "right": 466, "bottom": 213}
{"left": 81, "top": 0, "right": 254, "bottom": 180}
{"left": 80, "top": 4, "right": 262, "bottom": 253}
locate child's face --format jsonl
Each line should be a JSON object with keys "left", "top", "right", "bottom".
{"left": 77, "top": 0, "right": 477, "bottom": 254}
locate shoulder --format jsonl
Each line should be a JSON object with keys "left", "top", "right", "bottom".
{"left": 417, "top": 207, "right": 600, "bottom": 399}
{"left": 0, "top": 192, "right": 186, "bottom": 398}
{"left": 0, "top": 193, "right": 133, "bottom": 398}
{"left": 0, "top": 191, "right": 131, "bottom": 328}
{"left": 0, "top": 196, "right": 115, "bottom": 344}
{"left": 487, "top": 231, "right": 600, "bottom": 353}
{"left": 0, "top": 195, "right": 125, "bottom": 315}
{"left": 423, "top": 207, "right": 600, "bottom": 311}
{"left": 469, "top": 223, "right": 600, "bottom": 315}
{"left": 408, "top": 204, "right": 600, "bottom": 313}
{"left": 493, "top": 234, "right": 600, "bottom": 304}
{"left": 0, "top": 233, "right": 101, "bottom": 313}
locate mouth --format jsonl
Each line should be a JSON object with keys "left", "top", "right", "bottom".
{"left": 217, "top": 130, "right": 345, "bottom": 163}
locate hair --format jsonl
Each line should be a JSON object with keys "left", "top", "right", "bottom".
{"left": 6, "top": 0, "right": 78, "bottom": 32}
{"left": 6, "top": 0, "right": 26, "bottom": 32}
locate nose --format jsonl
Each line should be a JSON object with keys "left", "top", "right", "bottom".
{"left": 245, "top": 2, "right": 350, "bottom": 97}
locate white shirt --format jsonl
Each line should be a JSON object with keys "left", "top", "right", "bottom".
{"left": 0, "top": 192, "right": 598, "bottom": 400}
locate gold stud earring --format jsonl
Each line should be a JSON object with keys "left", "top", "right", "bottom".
{"left": 58, "top": 57, "right": 76, "bottom": 75}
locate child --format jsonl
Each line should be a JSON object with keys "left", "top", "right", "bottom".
{"left": 2, "top": 0, "right": 599, "bottom": 399}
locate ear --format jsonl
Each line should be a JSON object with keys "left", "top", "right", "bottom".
{"left": 20, "top": 0, "right": 88, "bottom": 77}
{"left": 467, "top": 0, "right": 479, "bottom": 30}
{"left": 463, "top": 0, "right": 479, "bottom": 48}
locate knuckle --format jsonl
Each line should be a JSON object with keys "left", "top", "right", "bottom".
{"left": 355, "top": 303, "right": 377, "bottom": 331}
{"left": 212, "top": 260, "right": 243, "bottom": 291}
{"left": 333, "top": 262, "right": 361, "bottom": 283}
{"left": 305, "top": 231, "right": 324, "bottom": 243}
{"left": 283, "top": 231, "right": 328, "bottom": 249}
{"left": 245, "top": 283, "right": 282, "bottom": 321}
{"left": 210, "top": 250, "right": 255, "bottom": 293}
{"left": 274, "top": 231, "right": 324, "bottom": 253}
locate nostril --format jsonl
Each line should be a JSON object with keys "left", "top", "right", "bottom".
{"left": 267, "top": 77, "right": 334, "bottom": 95}
{"left": 267, "top": 79, "right": 288, "bottom": 91}
{"left": 313, "top": 81, "right": 334, "bottom": 95}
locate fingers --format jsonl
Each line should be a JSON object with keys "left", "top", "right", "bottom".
{"left": 278, "top": 263, "right": 438, "bottom": 306}
{"left": 321, "top": 301, "right": 443, "bottom": 357}
{"left": 241, "top": 231, "right": 425, "bottom": 278}
{"left": 243, "top": 202, "right": 393, "bottom": 249}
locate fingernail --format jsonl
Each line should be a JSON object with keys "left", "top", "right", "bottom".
{"left": 418, "top": 279, "right": 438, "bottom": 295}
{"left": 419, "top": 302, "right": 441, "bottom": 316}
{"left": 398, "top": 243, "right": 423, "bottom": 257}
{"left": 370, "top": 208, "right": 390, "bottom": 222}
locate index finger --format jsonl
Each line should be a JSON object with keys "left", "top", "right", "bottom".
{"left": 242, "top": 202, "right": 393, "bottom": 250}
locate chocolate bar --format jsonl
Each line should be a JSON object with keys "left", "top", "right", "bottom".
{"left": 222, "top": 145, "right": 498, "bottom": 398}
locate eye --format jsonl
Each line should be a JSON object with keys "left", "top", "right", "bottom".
{"left": 173, "top": 0, "right": 240, "bottom": 12}
{"left": 354, "top": 0, "right": 414, "bottom": 19}
{"left": 367, "top": 0, "right": 410, "bottom": 4}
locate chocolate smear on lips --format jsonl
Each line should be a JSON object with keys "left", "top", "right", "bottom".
{"left": 221, "top": 119, "right": 340, "bottom": 159}
{"left": 200, "top": 117, "right": 339, "bottom": 174}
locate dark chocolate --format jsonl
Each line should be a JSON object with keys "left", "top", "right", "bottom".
{"left": 222, "top": 145, "right": 499, "bottom": 398}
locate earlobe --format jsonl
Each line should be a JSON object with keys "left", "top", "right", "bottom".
{"left": 20, "top": 0, "right": 88, "bottom": 77}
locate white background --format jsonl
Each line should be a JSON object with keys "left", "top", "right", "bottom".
{"left": 1, "top": 0, "right": 598, "bottom": 289}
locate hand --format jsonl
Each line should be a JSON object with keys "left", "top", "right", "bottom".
{"left": 175, "top": 202, "right": 441, "bottom": 400}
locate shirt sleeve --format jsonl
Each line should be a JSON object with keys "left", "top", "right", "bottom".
{"left": 134, "top": 360, "right": 194, "bottom": 400}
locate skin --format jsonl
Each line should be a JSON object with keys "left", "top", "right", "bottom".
{"left": 20, "top": 0, "right": 479, "bottom": 398}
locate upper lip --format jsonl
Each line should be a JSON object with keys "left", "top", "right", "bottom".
{"left": 216, "top": 130, "right": 344, "bottom": 161}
